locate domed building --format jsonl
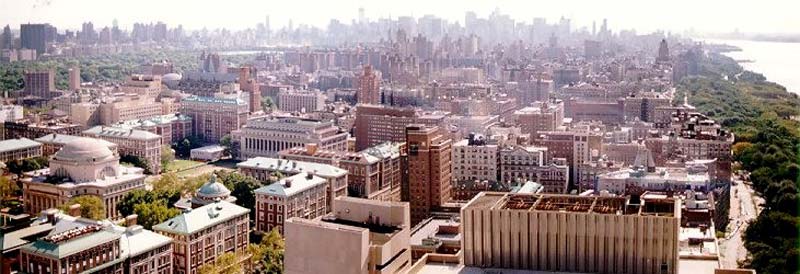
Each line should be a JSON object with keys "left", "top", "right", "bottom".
{"left": 22, "top": 137, "right": 147, "bottom": 218}
{"left": 175, "top": 174, "right": 237, "bottom": 209}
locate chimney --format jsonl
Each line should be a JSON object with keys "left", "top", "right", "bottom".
{"left": 306, "top": 171, "right": 314, "bottom": 180}
{"left": 68, "top": 204, "right": 81, "bottom": 217}
{"left": 284, "top": 178, "right": 293, "bottom": 188}
{"left": 125, "top": 214, "right": 138, "bottom": 226}
{"left": 44, "top": 209, "right": 58, "bottom": 225}
{"left": 305, "top": 143, "right": 318, "bottom": 155}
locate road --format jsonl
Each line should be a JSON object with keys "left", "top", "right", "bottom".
{"left": 719, "top": 179, "right": 760, "bottom": 268}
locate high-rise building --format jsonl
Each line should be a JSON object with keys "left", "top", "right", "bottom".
{"left": 452, "top": 135, "right": 498, "bottom": 184}
{"left": 357, "top": 65, "right": 381, "bottom": 105}
{"left": 23, "top": 70, "right": 55, "bottom": 98}
{"left": 1, "top": 25, "right": 12, "bottom": 50}
{"left": 20, "top": 24, "right": 47, "bottom": 55}
{"left": 180, "top": 96, "right": 249, "bottom": 143}
{"left": 68, "top": 66, "right": 81, "bottom": 91}
{"left": 277, "top": 90, "right": 326, "bottom": 113}
{"left": 461, "top": 192, "right": 680, "bottom": 274}
{"left": 406, "top": 125, "right": 452, "bottom": 225}
{"left": 354, "top": 104, "right": 447, "bottom": 151}
{"left": 80, "top": 22, "right": 96, "bottom": 44}
{"left": 285, "top": 196, "right": 411, "bottom": 274}
{"left": 514, "top": 100, "right": 564, "bottom": 139}
{"left": 657, "top": 38, "right": 670, "bottom": 62}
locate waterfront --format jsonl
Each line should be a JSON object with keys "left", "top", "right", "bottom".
{"left": 704, "top": 39, "right": 800, "bottom": 95}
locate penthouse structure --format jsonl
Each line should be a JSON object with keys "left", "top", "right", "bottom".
{"left": 237, "top": 115, "right": 348, "bottom": 159}
{"left": 277, "top": 90, "right": 326, "bottom": 113}
{"left": 237, "top": 157, "right": 348, "bottom": 210}
{"left": 254, "top": 172, "right": 329, "bottom": 234}
{"left": 153, "top": 200, "right": 250, "bottom": 274}
{"left": 355, "top": 104, "right": 447, "bottom": 151}
{"left": 0, "top": 138, "right": 42, "bottom": 163}
{"left": 21, "top": 138, "right": 146, "bottom": 218}
{"left": 18, "top": 210, "right": 172, "bottom": 274}
{"left": 280, "top": 142, "right": 405, "bottom": 202}
{"left": 285, "top": 197, "right": 411, "bottom": 274}
{"left": 83, "top": 126, "right": 162, "bottom": 174}
{"left": 180, "top": 96, "right": 249, "bottom": 143}
{"left": 406, "top": 125, "right": 452, "bottom": 225}
{"left": 461, "top": 192, "right": 680, "bottom": 274}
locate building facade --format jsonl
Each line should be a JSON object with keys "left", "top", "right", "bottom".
{"left": 277, "top": 90, "right": 326, "bottom": 113}
{"left": 180, "top": 96, "right": 249, "bottom": 143}
{"left": 406, "top": 125, "right": 452, "bottom": 225}
{"left": 237, "top": 115, "right": 348, "bottom": 159}
{"left": 253, "top": 172, "right": 328, "bottom": 234}
{"left": 0, "top": 138, "right": 42, "bottom": 163}
{"left": 82, "top": 126, "right": 162, "bottom": 174}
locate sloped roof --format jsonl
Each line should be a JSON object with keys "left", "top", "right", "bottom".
{"left": 152, "top": 200, "right": 249, "bottom": 235}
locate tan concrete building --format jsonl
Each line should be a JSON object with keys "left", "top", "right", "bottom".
{"left": 461, "top": 192, "right": 681, "bottom": 274}
{"left": 406, "top": 125, "right": 452, "bottom": 225}
{"left": 285, "top": 197, "right": 411, "bottom": 274}
{"left": 253, "top": 172, "right": 329, "bottom": 234}
{"left": 21, "top": 138, "right": 146, "bottom": 218}
{"left": 514, "top": 100, "right": 564, "bottom": 139}
{"left": 82, "top": 126, "right": 162, "bottom": 174}
{"left": 120, "top": 74, "right": 162, "bottom": 97}
{"left": 153, "top": 200, "right": 250, "bottom": 274}
{"left": 98, "top": 95, "right": 166, "bottom": 126}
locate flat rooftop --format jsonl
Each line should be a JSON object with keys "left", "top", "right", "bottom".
{"left": 464, "top": 192, "right": 678, "bottom": 217}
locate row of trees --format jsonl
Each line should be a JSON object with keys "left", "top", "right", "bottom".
{"left": 678, "top": 51, "right": 800, "bottom": 273}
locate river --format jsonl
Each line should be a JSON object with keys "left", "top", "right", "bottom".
{"left": 703, "top": 39, "right": 800, "bottom": 95}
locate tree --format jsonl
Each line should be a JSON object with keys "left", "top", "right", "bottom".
{"left": 5, "top": 156, "right": 49, "bottom": 175}
{"left": 120, "top": 155, "right": 153, "bottom": 174}
{"left": 132, "top": 200, "right": 180, "bottom": 229}
{"left": 220, "top": 135, "right": 240, "bottom": 159}
{"left": 249, "top": 227, "right": 285, "bottom": 274}
{"left": 261, "top": 97, "right": 274, "bottom": 113}
{"left": 61, "top": 195, "right": 105, "bottom": 220}
{"left": 198, "top": 252, "right": 243, "bottom": 274}
{"left": 216, "top": 171, "right": 262, "bottom": 219}
{"left": 0, "top": 176, "right": 19, "bottom": 200}
{"left": 118, "top": 189, "right": 155, "bottom": 217}
{"left": 161, "top": 145, "right": 175, "bottom": 170}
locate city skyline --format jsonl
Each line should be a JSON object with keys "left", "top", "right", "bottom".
{"left": 2, "top": 0, "right": 800, "bottom": 34}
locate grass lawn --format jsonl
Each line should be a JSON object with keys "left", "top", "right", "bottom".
{"left": 165, "top": 159, "right": 204, "bottom": 172}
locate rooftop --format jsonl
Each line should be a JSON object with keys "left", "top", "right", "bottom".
{"left": 0, "top": 138, "right": 41, "bottom": 153}
{"left": 83, "top": 125, "right": 160, "bottom": 140}
{"left": 153, "top": 200, "right": 249, "bottom": 235}
{"left": 464, "top": 192, "right": 679, "bottom": 217}
{"left": 254, "top": 172, "right": 327, "bottom": 197}
{"left": 237, "top": 157, "right": 346, "bottom": 178}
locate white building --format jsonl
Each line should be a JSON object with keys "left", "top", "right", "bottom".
{"left": 190, "top": 145, "right": 226, "bottom": 162}
{"left": 452, "top": 136, "right": 498, "bottom": 183}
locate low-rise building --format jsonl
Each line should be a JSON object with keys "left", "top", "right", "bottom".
{"left": 190, "top": 145, "right": 226, "bottom": 162}
{"left": 0, "top": 138, "right": 42, "bottom": 163}
{"left": 452, "top": 135, "right": 498, "bottom": 184}
{"left": 238, "top": 157, "right": 348, "bottom": 210}
{"left": 277, "top": 89, "right": 326, "bottom": 113}
{"left": 237, "top": 115, "right": 348, "bottom": 159}
{"left": 3, "top": 121, "right": 82, "bottom": 140}
{"left": 254, "top": 172, "right": 328, "bottom": 234}
{"left": 285, "top": 197, "right": 411, "bottom": 274}
{"left": 111, "top": 114, "right": 192, "bottom": 145}
{"left": 153, "top": 200, "right": 250, "bottom": 274}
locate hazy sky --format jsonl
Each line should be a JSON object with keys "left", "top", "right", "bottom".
{"left": 1, "top": 0, "right": 799, "bottom": 34}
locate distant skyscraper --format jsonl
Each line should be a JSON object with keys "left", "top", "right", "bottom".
{"left": 357, "top": 65, "right": 381, "bottom": 105}
{"left": 23, "top": 70, "right": 55, "bottom": 98}
{"left": 20, "top": 24, "right": 47, "bottom": 55}
{"left": 657, "top": 38, "right": 670, "bottom": 62}
{"left": 80, "top": 22, "right": 96, "bottom": 44}
{"left": 405, "top": 125, "right": 452, "bottom": 225}
{"left": 1, "top": 25, "right": 11, "bottom": 49}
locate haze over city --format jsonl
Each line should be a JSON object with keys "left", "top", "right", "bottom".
{"left": 0, "top": 2, "right": 798, "bottom": 274}
{"left": 3, "top": 0, "right": 800, "bottom": 34}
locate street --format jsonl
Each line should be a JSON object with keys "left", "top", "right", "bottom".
{"left": 718, "top": 178, "right": 761, "bottom": 268}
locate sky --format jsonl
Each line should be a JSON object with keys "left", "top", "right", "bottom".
{"left": 1, "top": 0, "right": 799, "bottom": 34}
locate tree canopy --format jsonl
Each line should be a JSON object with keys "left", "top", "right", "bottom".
{"left": 60, "top": 195, "right": 106, "bottom": 220}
